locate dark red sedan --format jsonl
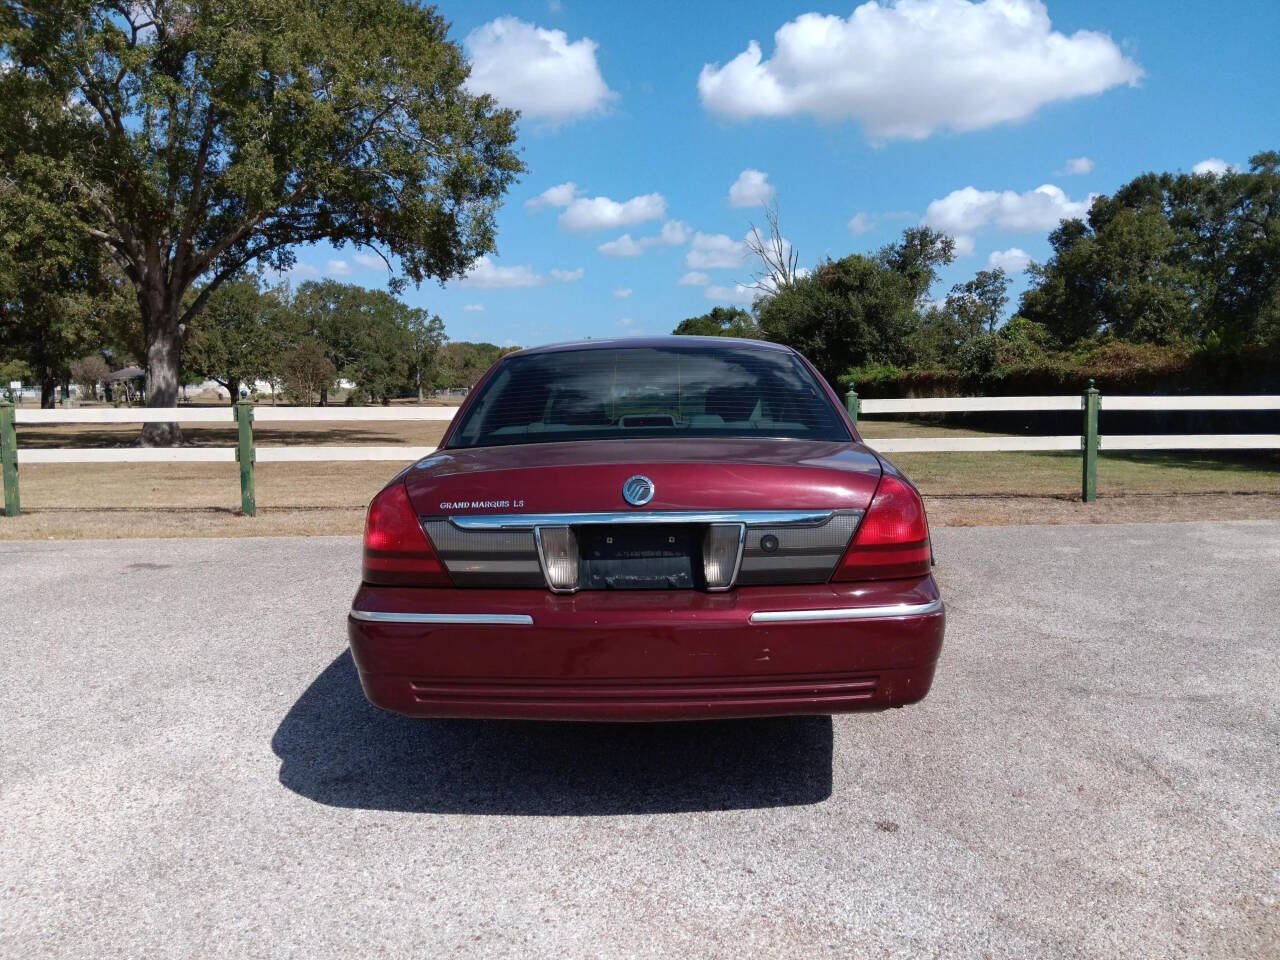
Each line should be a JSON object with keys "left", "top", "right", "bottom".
{"left": 348, "top": 337, "right": 944, "bottom": 721}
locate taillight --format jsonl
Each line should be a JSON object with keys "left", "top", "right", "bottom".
{"left": 362, "top": 482, "right": 451, "bottom": 586}
{"left": 832, "top": 474, "right": 932, "bottom": 581}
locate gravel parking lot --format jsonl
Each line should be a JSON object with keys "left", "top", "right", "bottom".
{"left": 2, "top": 522, "right": 1277, "bottom": 959}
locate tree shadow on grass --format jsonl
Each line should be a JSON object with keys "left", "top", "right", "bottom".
{"left": 272, "top": 651, "right": 833, "bottom": 815}
{"left": 1100, "top": 450, "right": 1280, "bottom": 476}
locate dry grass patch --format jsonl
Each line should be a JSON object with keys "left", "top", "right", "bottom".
{"left": 11, "top": 461, "right": 406, "bottom": 511}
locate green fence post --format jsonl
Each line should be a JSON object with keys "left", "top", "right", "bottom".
{"left": 844, "top": 388, "right": 860, "bottom": 426}
{"left": 1081, "top": 379, "right": 1099, "bottom": 503}
{"left": 235, "top": 398, "right": 256, "bottom": 517}
{"left": 1, "top": 401, "right": 19, "bottom": 517}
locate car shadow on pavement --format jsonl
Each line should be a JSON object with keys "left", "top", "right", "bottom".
{"left": 272, "top": 651, "right": 833, "bottom": 815}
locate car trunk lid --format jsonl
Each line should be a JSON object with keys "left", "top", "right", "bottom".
{"left": 403, "top": 438, "right": 882, "bottom": 516}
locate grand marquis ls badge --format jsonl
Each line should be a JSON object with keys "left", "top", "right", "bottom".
{"left": 622, "top": 475, "right": 655, "bottom": 506}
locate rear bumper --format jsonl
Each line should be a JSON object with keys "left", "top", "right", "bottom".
{"left": 347, "top": 578, "right": 944, "bottom": 721}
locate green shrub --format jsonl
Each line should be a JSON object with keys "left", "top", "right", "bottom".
{"left": 842, "top": 340, "right": 1275, "bottom": 397}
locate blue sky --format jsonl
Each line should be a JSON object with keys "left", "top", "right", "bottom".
{"left": 290, "top": 0, "right": 1279, "bottom": 348}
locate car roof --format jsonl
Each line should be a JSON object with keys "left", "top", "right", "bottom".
{"left": 508, "top": 336, "right": 794, "bottom": 357}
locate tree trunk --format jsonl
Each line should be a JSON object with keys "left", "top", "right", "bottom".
{"left": 40, "top": 377, "right": 56, "bottom": 409}
{"left": 140, "top": 310, "right": 183, "bottom": 446}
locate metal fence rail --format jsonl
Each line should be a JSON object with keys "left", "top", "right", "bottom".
{"left": 2, "top": 387, "right": 1278, "bottom": 517}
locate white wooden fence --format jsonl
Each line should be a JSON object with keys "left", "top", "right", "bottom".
{"left": 11, "top": 404, "right": 454, "bottom": 463}
{"left": 0, "top": 394, "right": 1277, "bottom": 516}
{"left": 9, "top": 395, "right": 1280, "bottom": 462}
{"left": 858, "top": 395, "right": 1280, "bottom": 452}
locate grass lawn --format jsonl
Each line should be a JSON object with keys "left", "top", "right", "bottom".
{"left": 1, "top": 416, "right": 1276, "bottom": 538}
{"left": 857, "top": 419, "right": 1280, "bottom": 497}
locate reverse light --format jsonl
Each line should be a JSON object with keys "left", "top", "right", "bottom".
{"left": 703, "top": 523, "right": 744, "bottom": 590}
{"left": 832, "top": 474, "right": 932, "bottom": 581}
{"left": 362, "top": 482, "right": 451, "bottom": 586}
{"left": 536, "top": 526, "right": 580, "bottom": 593}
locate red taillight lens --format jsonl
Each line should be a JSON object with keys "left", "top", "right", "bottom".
{"left": 832, "top": 474, "right": 932, "bottom": 581}
{"left": 362, "top": 482, "right": 451, "bottom": 586}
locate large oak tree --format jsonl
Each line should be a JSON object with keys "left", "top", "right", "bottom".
{"left": 756, "top": 227, "right": 955, "bottom": 386}
{"left": 0, "top": 164, "right": 117, "bottom": 406}
{"left": 1020, "top": 151, "right": 1279, "bottom": 349}
{"left": 1, "top": 0, "right": 522, "bottom": 441}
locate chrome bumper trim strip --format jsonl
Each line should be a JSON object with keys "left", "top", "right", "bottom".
{"left": 445, "top": 510, "right": 834, "bottom": 530}
{"left": 349, "top": 610, "right": 534, "bottom": 626}
{"left": 748, "top": 598, "right": 943, "bottom": 624}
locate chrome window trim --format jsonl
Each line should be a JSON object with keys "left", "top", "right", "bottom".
{"left": 748, "top": 599, "right": 943, "bottom": 624}
{"left": 446, "top": 510, "right": 835, "bottom": 531}
{"left": 349, "top": 610, "right": 534, "bottom": 626}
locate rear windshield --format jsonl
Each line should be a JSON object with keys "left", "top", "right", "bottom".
{"left": 446, "top": 344, "right": 850, "bottom": 449}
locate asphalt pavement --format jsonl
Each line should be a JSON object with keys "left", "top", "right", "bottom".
{"left": 1, "top": 522, "right": 1277, "bottom": 959}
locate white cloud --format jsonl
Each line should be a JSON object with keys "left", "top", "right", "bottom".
{"left": 1193, "top": 158, "right": 1237, "bottom": 176}
{"left": 463, "top": 303, "right": 485, "bottom": 312}
{"left": 459, "top": 258, "right": 582, "bottom": 289}
{"left": 705, "top": 283, "right": 758, "bottom": 306}
{"left": 697, "top": 0, "right": 1142, "bottom": 140}
{"left": 952, "top": 235, "right": 976, "bottom": 258}
{"left": 597, "top": 234, "right": 647, "bottom": 258}
{"left": 528, "top": 183, "right": 679, "bottom": 241}
{"left": 560, "top": 192, "right": 667, "bottom": 232}
{"left": 1063, "top": 156, "right": 1095, "bottom": 175}
{"left": 352, "top": 252, "right": 384, "bottom": 270}
{"left": 659, "top": 220, "right": 692, "bottom": 245}
{"left": 597, "top": 220, "right": 691, "bottom": 257}
{"left": 848, "top": 210, "right": 917, "bottom": 234}
{"left": 987, "top": 247, "right": 1032, "bottom": 273}
{"left": 613, "top": 287, "right": 633, "bottom": 299}
{"left": 525, "top": 181, "right": 579, "bottom": 210}
{"left": 617, "top": 317, "right": 635, "bottom": 328}
{"left": 924, "top": 184, "right": 1093, "bottom": 247}
{"left": 728, "top": 168, "right": 776, "bottom": 207}
{"left": 679, "top": 271, "right": 711, "bottom": 287}
{"left": 848, "top": 212, "right": 874, "bottom": 235}
{"left": 459, "top": 256, "right": 545, "bottom": 289}
{"left": 686, "top": 232, "right": 749, "bottom": 270}
{"left": 326, "top": 259, "right": 351, "bottom": 277}
{"left": 269, "top": 263, "right": 318, "bottom": 281}
{"left": 464, "top": 17, "right": 615, "bottom": 124}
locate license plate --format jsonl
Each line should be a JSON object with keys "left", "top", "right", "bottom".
{"left": 577, "top": 525, "right": 698, "bottom": 590}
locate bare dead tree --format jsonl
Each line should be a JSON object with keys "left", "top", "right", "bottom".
{"left": 744, "top": 200, "right": 799, "bottom": 293}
